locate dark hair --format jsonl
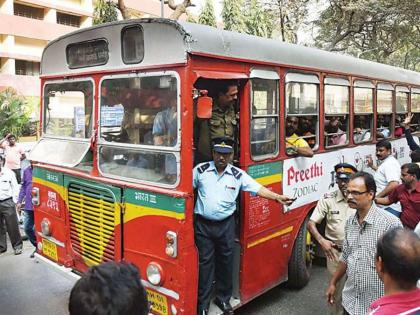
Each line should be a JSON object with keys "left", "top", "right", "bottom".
{"left": 376, "top": 228, "right": 420, "bottom": 289}
{"left": 401, "top": 163, "right": 420, "bottom": 180}
{"left": 349, "top": 171, "right": 377, "bottom": 195}
{"left": 69, "top": 262, "right": 148, "bottom": 315}
{"left": 376, "top": 139, "right": 391, "bottom": 150}
{"left": 214, "top": 80, "right": 238, "bottom": 96}
{"left": 410, "top": 150, "right": 420, "bottom": 163}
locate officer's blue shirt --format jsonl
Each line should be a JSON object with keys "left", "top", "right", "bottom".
{"left": 193, "top": 161, "right": 262, "bottom": 220}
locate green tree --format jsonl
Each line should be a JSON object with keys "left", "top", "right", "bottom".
{"left": 199, "top": 0, "right": 217, "bottom": 27}
{"left": 222, "top": 0, "right": 246, "bottom": 33}
{"left": 244, "top": 0, "right": 274, "bottom": 38}
{"left": 314, "top": 0, "right": 420, "bottom": 70}
{"left": 0, "top": 88, "right": 30, "bottom": 138}
{"left": 93, "top": 0, "right": 118, "bottom": 25}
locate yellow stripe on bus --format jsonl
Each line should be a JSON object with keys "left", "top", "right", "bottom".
{"left": 247, "top": 226, "right": 293, "bottom": 249}
{"left": 124, "top": 203, "right": 186, "bottom": 222}
{"left": 255, "top": 173, "right": 282, "bottom": 186}
{"left": 33, "top": 177, "right": 66, "bottom": 200}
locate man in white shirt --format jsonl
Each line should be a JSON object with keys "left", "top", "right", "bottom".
{"left": 367, "top": 139, "right": 401, "bottom": 217}
{"left": 0, "top": 155, "right": 22, "bottom": 255}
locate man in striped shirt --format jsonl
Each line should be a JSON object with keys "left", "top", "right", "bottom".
{"left": 326, "top": 172, "right": 402, "bottom": 315}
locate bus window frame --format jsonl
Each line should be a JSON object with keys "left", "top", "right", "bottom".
{"left": 42, "top": 77, "right": 95, "bottom": 142}
{"left": 353, "top": 85, "right": 374, "bottom": 144}
{"left": 249, "top": 70, "right": 280, "bottom": 161}
{"left": 376, "top": 84, "right": 394, "bottom": 139}
{"left": 66, "top": 38, "right": 109, "bottom": 69}
{"left": 121, "top": 24, "right": 145, "bottom": 65}
{"left": 97, "top": 71, "right": 181, "bottom": 188}
{"left": 411, "top": 88, "right": 420, "bottom": 133}
{"left": 324, "top": 77, "right": 350, "bottom": 149}
{"left": 284, "top": 72, "right": 320, "bottom": 154}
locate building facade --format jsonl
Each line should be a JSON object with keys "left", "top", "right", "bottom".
{"left": 0, "top": 0, "right": 167, "bottom": 101}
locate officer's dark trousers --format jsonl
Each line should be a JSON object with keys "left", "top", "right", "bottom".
{"left": 0, "top": 198, "right": 22, "bottom": 252}
{"left": 194, "top": 215, "right": 235, "bottom": 311}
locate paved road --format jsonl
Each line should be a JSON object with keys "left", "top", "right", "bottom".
{"left": 0, "top": 241, "right": 329, "bottom": 315}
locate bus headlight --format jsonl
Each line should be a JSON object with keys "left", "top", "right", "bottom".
{"left": 41, "top": 218, "right": 52, "bottom": 236}
{"left": 32, "top": 187, "right": 40, "bottom": 206}
{"left": 146, "top": 262, "right": 164, "bottom": 286}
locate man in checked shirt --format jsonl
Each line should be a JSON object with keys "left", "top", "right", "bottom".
{"left": 326, "top": 172, "right": 402, "bottom": 315}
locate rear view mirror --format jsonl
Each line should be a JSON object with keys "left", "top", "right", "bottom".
{"left": 197, "top": 91, "right": 213, "bottom": 119}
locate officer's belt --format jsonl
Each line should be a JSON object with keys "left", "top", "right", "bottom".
{"left": 195, "top": 214, "right": 233, "bottom": 224}
{"left": 325, "top": 237, "right": 343, "bottom": 252}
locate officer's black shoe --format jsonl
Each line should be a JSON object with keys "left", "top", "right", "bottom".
{"left": 214, "top": 298, "right": 233, "bottom": 315}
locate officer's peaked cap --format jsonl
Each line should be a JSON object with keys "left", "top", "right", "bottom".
{"left": 335, "top": 163, "right": 357, "bottom": 179}
{"left": 212, "top": 137, "right": 235, "bottom": 154}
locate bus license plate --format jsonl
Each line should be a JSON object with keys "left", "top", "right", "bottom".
{"left": 42, "top": 238, "right": 58, "bottom": 261}
{"left": 147, "top": 289, "right": 168, "bottom": 315}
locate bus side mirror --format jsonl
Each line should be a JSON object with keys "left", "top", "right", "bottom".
{"left": 196, "top": 90, "right": 213, "bottom": 119}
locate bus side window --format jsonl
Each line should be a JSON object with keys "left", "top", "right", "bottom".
{"left": 324, "top": 81, "right": 349, "bottom": 148}
{"left": 285, "top": 76, "right": 319, "bottom": 156}
{"left": 377, "top": 89, "right": 393, "bottom": 139}
{"left": 250, "top": 78, "right": 278, "bottom": 159}
{"left": 411, "top": 91, "right": 420, "bottom": 132}
{"left": 353, "top": 86, "right": 373, "bottom": 143}
{"left": 395, "top": 88, "right": 409, "bottom": 138}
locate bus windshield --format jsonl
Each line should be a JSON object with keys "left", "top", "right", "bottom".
{"left": 98, "top": 73, "right": 179, "bottom": 186}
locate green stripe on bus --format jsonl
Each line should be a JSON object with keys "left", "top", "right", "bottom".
{"left": 124, "top": 188, "right": 185, "bottom": 213}
{"left": 247, "top": 161, "right": 283, "bottom": 179}
{"left": 33, "top": 167, "right": 63, "bottom": 186}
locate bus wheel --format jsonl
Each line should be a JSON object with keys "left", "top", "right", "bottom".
{"left": 287, "top": 215, "right": 313, "bottom": 289}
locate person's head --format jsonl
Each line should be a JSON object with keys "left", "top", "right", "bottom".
{"left": 327, "top": 116, "right": 341, "bottom": 133}
{"left": 216, "top": 80, "right": 238, "bottom": 109}
{"left": 410, "top": 149, "right": 420, "bottom": 163}
{"left": 7, "top": 134, "right": 16, "bottom": 146}
{"left": 375, "top": 227, "right": 420, "bottom": 290}
{"left": 286, "top": 116, "right": 299, "bottom": 137}
{"left": 69, "top": 261, "right": 148, "bottom": 315}
{"left": 334, "top": 163, "right": 357, "bottom": 195}
{"left": 347, "top": 172, "right": 376, "bottom": 211}
{"left": 400, "top": 163, "right": 419, "bottom": 188}
{"left": 299, "top": 116, "right": 313, "bottom": 132}
{"left": 375, "top": 139, "right": 392, "bottom": 160}
{"left": 212, "top": 137, "right": 234, "bottom": 170}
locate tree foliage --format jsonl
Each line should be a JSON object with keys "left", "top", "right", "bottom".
{"left": 93, "top": 0, "right": 118, "bottom": 25}
{"left": 198, "top": 0, "right": 217, "bottom": 27}
{"left": 267, "top": 0, "right": 312, "bottom": 43}
{"left": 244, "top": 0, "right": 274, "bottom": 38}
{"left": 222, "top": 0, "right": 246, "bottom": 33}
{"left": 0, "top": 88, "right": 30, "bottom": 138}
{"left": 314, "top": 0, "right": 420, "bottom": 70}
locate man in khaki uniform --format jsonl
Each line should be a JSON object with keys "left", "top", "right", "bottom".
{"left": 195, "top": 81, "right": 238, "bottom": 163}
{"left": 308, "top": 163, "right": 357, "bottom": 315}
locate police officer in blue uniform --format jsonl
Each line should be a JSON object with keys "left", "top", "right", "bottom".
{"left": 193, "top": 137, "right": 294, "bottom": 315}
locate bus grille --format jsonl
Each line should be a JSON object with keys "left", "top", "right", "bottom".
{"left": 68, "top": 183, "right": 116, "bottom": 266}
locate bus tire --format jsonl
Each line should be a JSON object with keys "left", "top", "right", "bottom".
{"left": 287, "top": 215, "right": 312, "bottom": 289}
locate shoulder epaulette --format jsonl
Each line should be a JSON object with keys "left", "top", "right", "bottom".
{"left": 230, "top": 166, "right": 243, "bottom": 179}
{"left": 198, "top": 162, "right": 210, "bottom": 174}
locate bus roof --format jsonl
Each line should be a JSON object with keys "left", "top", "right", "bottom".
{"left": 41, "top": 18, "right": 420, "bottom": 86}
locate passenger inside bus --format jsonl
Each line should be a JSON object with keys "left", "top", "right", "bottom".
{"left": 353, "top": 115, "right": 371, "bottom": 143}
{"left": 376, "top": 114, "right": 391, "bottom": 138}
{"left": 298, "top": 116, "right": 316, "bottom": 148}
{"left": 394, "top": 114, "right": 405, "bottom": 138}
{"left": 325, "top": 116, "right": 347, "bottom": 146}
{"left": 285, "top": 116, "right": 314, "bottom": 157}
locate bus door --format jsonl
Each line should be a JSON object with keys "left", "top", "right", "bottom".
{"left": 64, "top": 176, "right": 123, "bottom": 271}
{"left": 239, "top": 70, "right": 291, "bottom": 301}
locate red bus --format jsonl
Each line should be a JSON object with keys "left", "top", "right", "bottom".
{"left": 30, "top": 18, "right": 420, "bottom": 315}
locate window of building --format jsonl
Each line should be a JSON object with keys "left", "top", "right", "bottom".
{"left": 15, "top": 60, "right": 40, "bottom": 76}
{"left": 57, "top": 12, "right": 81, "bottom": 27}
{"left": 14, "top": 3, "right": 44, "bottom": 20}
{"left": 285, "top": 73, "right": 319, "bottom": 155}
{"left": 353, "top": 84, "right": 373, "bottom": 143}
{"left": 377, "top": 85, "right": 393, "bottom": 139}
{"left": 324, "top": 77, "right": 349, "bottom": 148}
{"left": 250, "top": 77, "right": 278, "bottom": 159}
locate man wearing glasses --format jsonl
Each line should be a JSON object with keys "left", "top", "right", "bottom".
{"left": 326, "top": 172, "right": 402, "bottom": 315}
{"left": 308, "top": 163, "right": 357, "bottom": 315}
